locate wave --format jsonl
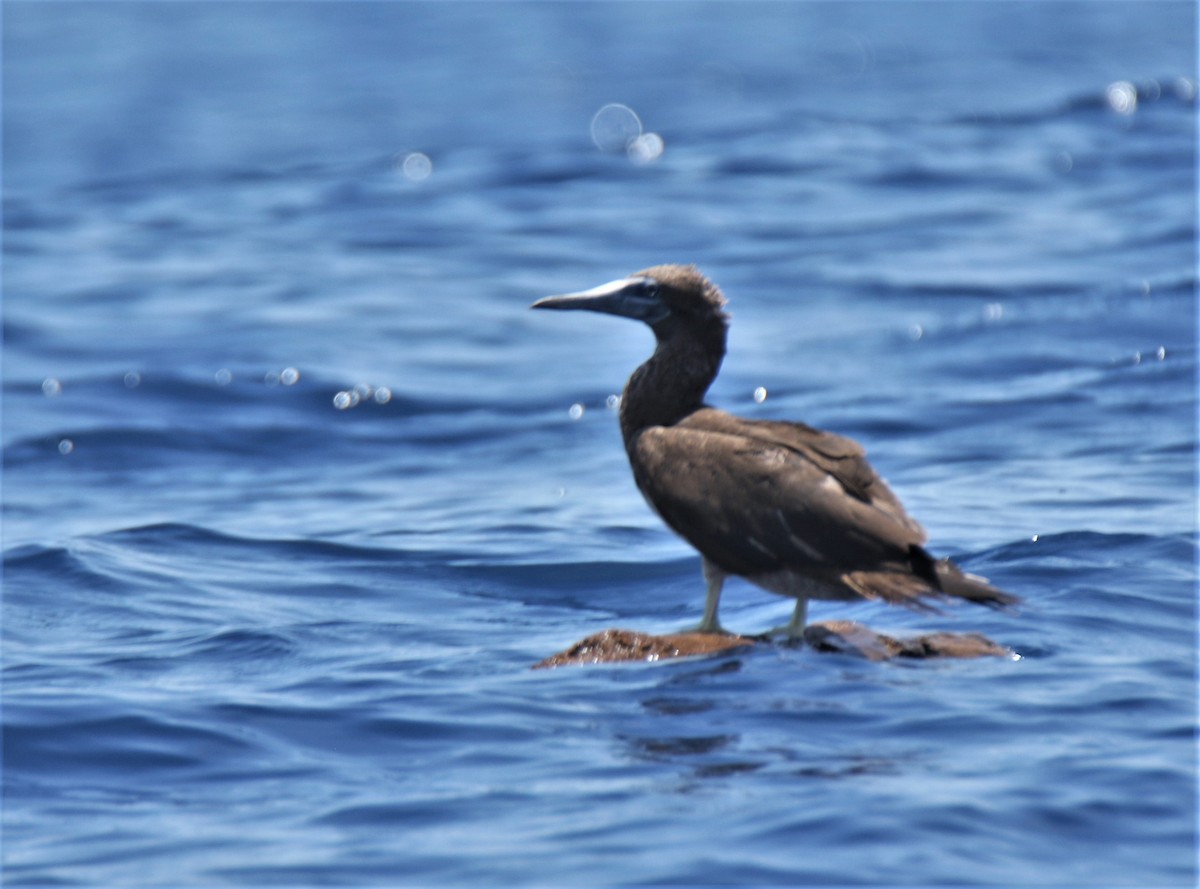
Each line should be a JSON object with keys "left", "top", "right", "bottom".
{"left": 3, "top": 706, "right": 259, "bottom": 776}
{"left": 975, "top": 529, "right": 1197, "bottom": 566}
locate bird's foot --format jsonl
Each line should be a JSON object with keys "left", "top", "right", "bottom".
{"left": 687, "top": 618, "right": 734, "bottom": 636}
{"left": 767, "top": 622, "right": 807, "bottom": 645}
{"left": 767, "top": 600, "right": 809, "bottom": 644}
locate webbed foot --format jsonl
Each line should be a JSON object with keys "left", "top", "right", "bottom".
{"left": 768, "top": 599, "right": 809, "bottom": 642}
{"left": 689, "top": 616, "right": 733, "bottom": 636}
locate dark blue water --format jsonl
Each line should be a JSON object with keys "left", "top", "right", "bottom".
{"left": 4, "top": 3, "right": 1197, "bottom": 885}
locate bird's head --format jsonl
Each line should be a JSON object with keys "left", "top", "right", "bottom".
{"left": 531, "top": 264, "right": 728, "bottom": 335}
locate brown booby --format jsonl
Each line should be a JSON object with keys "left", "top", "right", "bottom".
{"left": 532, "top": 264, "right": 1016, "bottom": 638}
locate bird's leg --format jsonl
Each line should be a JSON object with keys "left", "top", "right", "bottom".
{"left": 692, "top": 559, "right": 730, "bottom": 634}
{"left": 770, "top": 598, "right": 808, "bottom": 641}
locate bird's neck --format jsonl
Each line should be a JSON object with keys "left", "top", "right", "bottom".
{"left": 619, "top": 325, "right": 726, "bottom": 445}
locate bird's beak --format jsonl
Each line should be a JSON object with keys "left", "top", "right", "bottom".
{"left": 531, "top": 276, "right": 668, "bottom": 324}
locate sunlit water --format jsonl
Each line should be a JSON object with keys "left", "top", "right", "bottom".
{"left": 3, "top": 4, "right": 1197, "bottom": 886}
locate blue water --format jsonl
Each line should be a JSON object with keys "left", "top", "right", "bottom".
{"left": 3, "top": 2, "right": 1197, "bottom": 885}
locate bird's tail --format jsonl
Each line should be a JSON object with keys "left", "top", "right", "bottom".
{"left": 842, "top": 546, "right": 1019, "bottom": 612}
{"left": 930, "top": 556, "right": 1019, "bottom": 609}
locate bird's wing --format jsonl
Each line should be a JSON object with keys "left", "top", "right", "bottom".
{"left": 676, "top": 409, "right": 925, "bottom": 541}
{"left": 630, "top": 421, "right": 927, "bottom": 580}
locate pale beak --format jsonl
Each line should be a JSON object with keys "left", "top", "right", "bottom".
{"left": 531, "top": 276, "right": 668, "bottom": 324}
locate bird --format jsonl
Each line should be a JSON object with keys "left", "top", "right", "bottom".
{"left": 531, "top": 264, "right": 1017, "bottom": 639}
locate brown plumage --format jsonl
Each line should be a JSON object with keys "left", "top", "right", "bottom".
{"left": 532, "top": 264, "right": 1016, "bottom": 637}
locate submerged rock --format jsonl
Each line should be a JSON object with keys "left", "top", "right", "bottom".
{"left": 534, "top": 621, "right": 1010, "bottom": 668}
{"left": 533, "top": 628, "right": 755, "bottom": 669}
{"left": 801, "top": 620, "right": 1010, "bottom": 661}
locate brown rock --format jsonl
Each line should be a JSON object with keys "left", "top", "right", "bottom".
{"left": 892, "top": 631, "right": 1011, "bottom": 659}
{"left": 532, "top": 628, "right": 755, "bottom": 669}
{"left": 802, "top": 620, "right": 904, "bottom": 660}
{"left": 534, "top": 621, "right": 1011, "bottom": 668}
{"left": 803, "top": 621, "right": 1010, "bottom": 660}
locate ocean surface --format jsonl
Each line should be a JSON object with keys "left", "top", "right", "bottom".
{"left": 3, "top": 3, "right": 1197, "bottom": 886}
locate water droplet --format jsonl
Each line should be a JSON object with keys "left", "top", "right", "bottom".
{"left": 1105, "top": 80, "right": 1137, "bottom": 115}
{"left": 123, "top": 371, "right": 141, "bottom": 389}
{"left": 1155, "top": 346, "right": 1166, "bottom": 361}
{"left": 753, "top": 386, "right": 767, "bottom": 404}
{"left": 398, "top": 152, "right": 433, "bottom": 182}
{"left": 605, "top": 394, "right": 621, "bottom": 411}
{"left": 1132, "top": 351, "right": 1142, "bottom": 365}
{"left": 353, "top": 383, "right": 373, "bottom": 400}
{"left": 590, "top": 103, "right": 642, "bottom": 152}
{"left": 568, "top": 403, "right": 585, "bottom": 421}
{"left": 628, "top": 132, "right": 664, "bottom": 164}
{"left": 57, "top": 438, "right": 74, "bottom": 455}
{"left": 984, "top": 303, "right": 1003, "bottom": 322}
{"left": 41, "top": 378, "right": 62, "bottom": 397}
{"left": 1174, "top": 76, "right": 1196, "bottom": 102}
{"left": 1140, "top": 280, "right": 1152, "bottom": 297}
{"left": 280, "top": 367, "right": 300, "bottom": 386}
{"left": 215, "top": 368, "right": 233, "bottom": 386}
{"left": 333, "top": 391, "right": 358, "bottom": 410}
{"left": 1031, "top": 534, "right": 1039, "bottom": 542}
{"left": 264, "top": 370, "right": 280, "bottom": 386}
{"left": 373, "top": 387, "right": 392, "bottom": 404}
{"left": 908, "top": 323, "right": 925, "bottom": 341}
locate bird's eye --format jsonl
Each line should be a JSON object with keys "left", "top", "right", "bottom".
{"left": 640, "top": 280, "right": 660, "bottom": 298}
